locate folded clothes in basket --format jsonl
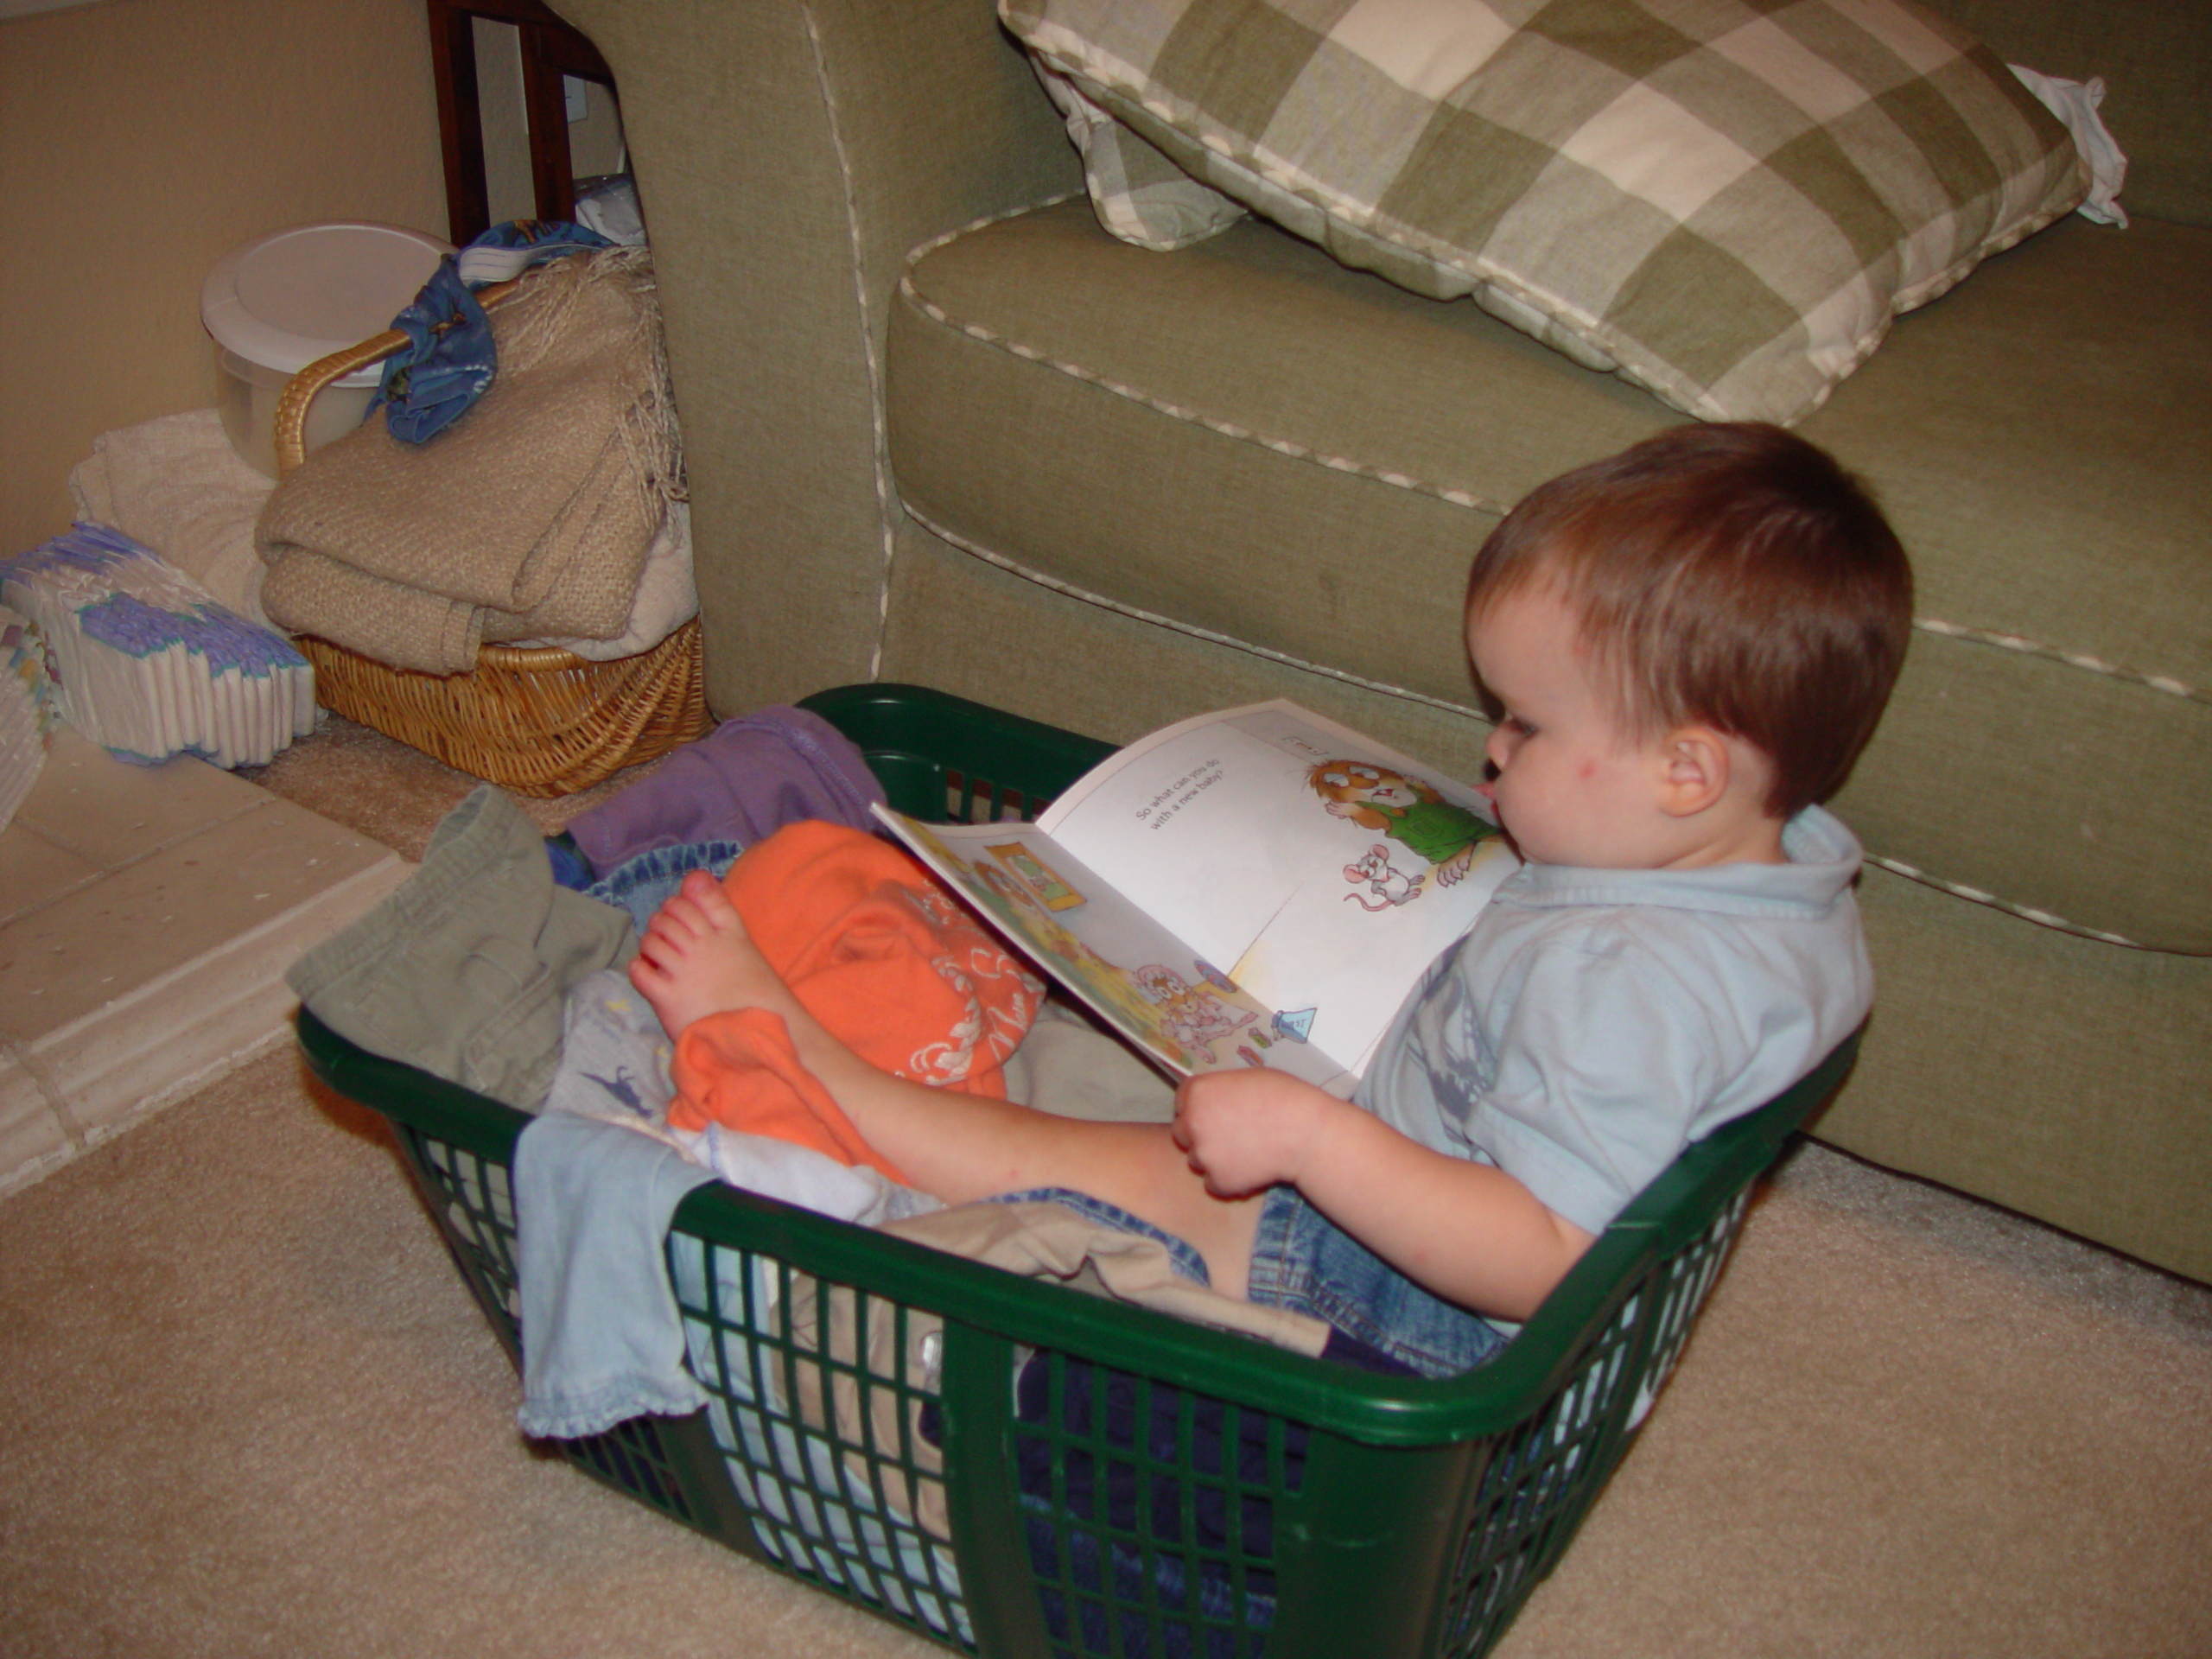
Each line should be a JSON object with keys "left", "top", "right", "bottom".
{"left": 65, "top": 409, "right": 696, "bottom": 660}
{"left": 257, "top": 247, "right": 683, "bottom": 674}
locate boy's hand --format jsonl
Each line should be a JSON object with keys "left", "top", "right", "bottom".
{"left": 1170, "top": 1068, "right": 1338, "bottom": 1198}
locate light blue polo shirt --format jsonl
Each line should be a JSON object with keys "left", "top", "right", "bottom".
{"left": 1355, "top": 806, "right": 1872, "bottom": 1236}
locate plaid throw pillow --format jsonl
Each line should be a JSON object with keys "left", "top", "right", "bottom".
{"left": 1001, "top": 0, "right": 2088, "bottom": 423}
{"left": 1033, "top": 59, "right": 1249, "bottom": 250}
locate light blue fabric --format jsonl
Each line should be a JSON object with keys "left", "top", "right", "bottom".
{"left": 582, "top": 838, "right": 744, "bottom": 934}
{"left": 1357, "top": 805, "right": 1872, "bottom": 1236}
{"left": 518, "top": 963, "right": 941, "bottom": 1442}
{"left": 512, "top": 1109, "right": 719, "bottom": 1440}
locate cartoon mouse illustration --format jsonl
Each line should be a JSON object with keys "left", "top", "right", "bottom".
{"left": 1132, "top": 963, "right": 1254, "bottom": 1064}
{"left": 1309, "top": 760, "right": 1496, "bottom": 887}
{"left": 1343, "top": 843, "right": 1424, "bottom": 910}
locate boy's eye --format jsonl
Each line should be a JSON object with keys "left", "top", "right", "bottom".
{"left": 1503, "top": 714, "right": 1535, "bottom": 737}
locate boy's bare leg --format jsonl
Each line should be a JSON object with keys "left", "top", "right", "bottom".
{"left": 630, "top": 871, "right": 1265, "bottom": 1297}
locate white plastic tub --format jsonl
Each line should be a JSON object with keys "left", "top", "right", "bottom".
{"left": 201, "top": 222, "right": 450, "bottom": 478}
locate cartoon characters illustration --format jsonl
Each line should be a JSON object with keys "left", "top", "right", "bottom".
{"left": 1309, "top": 760, "right": 1496, "bottom": 888}
{"left": 969, "top": 859, "right": 1163, "bottom": 1033}
{"left": 985, "top": 842, "right": 1085, "bottom": 911}
{"left": 1343, "top": 843, "right": 1423, "bottom": 910}
{"left": 1132, "top": 963, "right": 1255, "bottom": 1065}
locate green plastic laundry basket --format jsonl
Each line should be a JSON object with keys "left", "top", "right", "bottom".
{"left": 296, "top": 682, "right": 1857, "bottom": 1659}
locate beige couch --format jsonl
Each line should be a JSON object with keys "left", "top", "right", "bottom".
{"left": 556, "top": 0, "right": 2209, "bottom": 1283}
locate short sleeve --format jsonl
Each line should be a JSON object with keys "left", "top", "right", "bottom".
{"left": 1464, "top": 925, "right": 1724, "bottom": 1236}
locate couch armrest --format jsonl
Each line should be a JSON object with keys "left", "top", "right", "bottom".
{"left": 555, "top": 0, "right": 1080, "bottom": 711}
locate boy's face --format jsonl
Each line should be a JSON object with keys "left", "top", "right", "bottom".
{"left": 1466, "top": 584, "right": 1680, "bottom": 869}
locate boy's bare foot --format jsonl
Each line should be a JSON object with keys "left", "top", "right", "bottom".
{"left": 628, "top": 869, "right": 802, "bottom": 1037}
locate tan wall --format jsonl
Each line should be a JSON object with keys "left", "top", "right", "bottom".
{"left": 0, "top": 0, "right": 447, "bottom": 556}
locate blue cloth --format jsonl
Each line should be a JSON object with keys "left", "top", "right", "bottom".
{"left": 580, "top": 838, "right": 746, "bottom": 934}
{"left": 513, "top": 1109, "right": 718, "bottom": 1440}
{"left": 543, "top": 832, "right": 595, "bottom": 892}
{"left": 1245, "top": 1185, "right": 1508, "bottom": 1379}
{"left": 376, "top": 219, "right": 614, "bottom": 442}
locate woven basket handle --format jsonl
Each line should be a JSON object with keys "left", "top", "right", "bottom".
{"left": 272, "top": 277, "right": 524, "bottom": 477}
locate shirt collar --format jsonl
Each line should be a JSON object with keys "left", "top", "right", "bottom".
{"left": 1495, "top": 805, "right": 1864, "bottom": 920}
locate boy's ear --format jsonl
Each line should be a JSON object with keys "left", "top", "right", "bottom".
{"left": 1654, "top": 726, "right": 1732, "bottom": 818}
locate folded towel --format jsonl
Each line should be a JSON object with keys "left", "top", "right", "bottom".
{"left": 257, "top": 247, "right": 682, "bottom": 674}
{"left": 67, "top": 409, "right": 275, "bottom": 626}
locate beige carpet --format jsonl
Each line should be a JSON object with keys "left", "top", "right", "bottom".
{"left": 3, "top": 719, "right": 2209, "bottom": 1658}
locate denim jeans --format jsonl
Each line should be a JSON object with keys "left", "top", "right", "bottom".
{"left": 1001, "top": 1185, "right": 1504, "bottom": 1379}
{"left": 577, "top": 838, "right": 747, "bottom": 934}
{"left": 1244, "top": 1185, "right": 1509, "bottom": 1379}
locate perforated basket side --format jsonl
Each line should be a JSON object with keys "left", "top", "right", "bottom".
{"left": 383, "top": 1116, "right": 751, "bottom": 1541}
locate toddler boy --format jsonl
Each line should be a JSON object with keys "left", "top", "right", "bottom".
{"left": 630, "top": 422, "right": 1913, "bottom": 1376}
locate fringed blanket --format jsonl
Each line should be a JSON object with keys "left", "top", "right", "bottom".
{"left": 256, "top": 247, "right": 683, "bottom": 675}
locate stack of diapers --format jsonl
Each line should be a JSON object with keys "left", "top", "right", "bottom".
{"left": 0, "top": 524, "right": 314, "bottom": 768}
{"left": 0, "top": 604, "right": 61, "bottom": 832}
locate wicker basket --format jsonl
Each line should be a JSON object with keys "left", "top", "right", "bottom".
{"left": 271, "top": 276, "right": 711, "bottom": 797}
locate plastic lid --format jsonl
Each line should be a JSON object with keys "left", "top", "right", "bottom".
{"left": 200, "top": 221, "right": 451, "bottom": 388}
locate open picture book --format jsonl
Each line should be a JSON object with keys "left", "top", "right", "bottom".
{"left": 876, "top": 701, "right": 1520, "bottom": 1097}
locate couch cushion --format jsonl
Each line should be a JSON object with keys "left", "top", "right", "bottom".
{"left": 887, "top": 196, "right": 2209, "bottom": 950}
{"left": 1001, "top": 0, "right": 2088, "bottom": 423}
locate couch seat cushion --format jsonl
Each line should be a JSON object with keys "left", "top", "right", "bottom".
{"left": 887, "top": 196, "right": 2209, "bottom": 950}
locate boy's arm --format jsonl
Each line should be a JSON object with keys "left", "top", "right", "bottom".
{"left": 1173, "top": 1070, "right": 1594, "bottom": 1323}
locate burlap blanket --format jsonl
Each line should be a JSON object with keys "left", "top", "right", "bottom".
{"left": 256, "top": 247, "right": 682, "bottom": 674}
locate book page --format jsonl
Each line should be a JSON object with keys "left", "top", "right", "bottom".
{"left": 1034, "top": 702, "right": 1517, "bottom": 1070}
{"left": 877, "top": 810, "right": 1356, "bottom": 1095}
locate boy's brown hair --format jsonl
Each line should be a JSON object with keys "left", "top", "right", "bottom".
{"left": 1465, "top": 423, "right": 1913, "bottom": 817}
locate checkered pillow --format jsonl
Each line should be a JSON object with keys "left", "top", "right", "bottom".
{"left": 1033, "top": 59, "right": 1249, "bottom": 250}
{"left": 1001, "top": 0, "right": 2088, "bottom": 423}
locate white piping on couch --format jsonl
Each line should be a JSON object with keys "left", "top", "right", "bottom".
{"left": 1858, "top": 855, "right": 2153, "bottom": 950}
{"left": 800, "top": 1, "right": 900, "bottom": 682}
{"left": 1910, "top": 617, "right": 2203, "bottom": 706}
{"left": 895, "top": 270, "right": 1515, "bottom": 519}
{"left": 899, "top": 218, "right": 2206, "bottom": 715}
